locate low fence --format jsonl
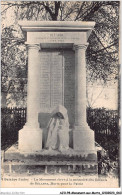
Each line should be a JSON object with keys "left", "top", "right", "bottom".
{"left": 1, "top": 107, "right": 119, "bottom": 154}
{"left": 1, "top": 107, "right": 26, "bottom": 149}
{"left": 87, "top": 107, "right": 119, "bottom": 137}
{"left": 87, "top": 107, "right": 119, "bottom": 160}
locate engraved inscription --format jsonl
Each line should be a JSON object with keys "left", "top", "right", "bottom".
{"left": 40, "top": 52, "right": 50, "bottom": 107}
{"left": 40, "top": 51, "right": 63, "bottom": 109}
{"left": 27, "top": 32, "right": 85, "bottom": 44}
{"left": 39, "top": 49, "right": 75, "bottom": 125}
{"left": 51, "top": 52, "right": 63, "bottom": 106}
{"left": 64, "top": 50, "right": 75, "bottom": 127}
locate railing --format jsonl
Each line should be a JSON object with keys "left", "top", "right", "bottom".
{"left": 1, "top": 107, "right": 26, "bottom": 149}
{"left": 87, "top": 108, "right": 119, "bottom": 138}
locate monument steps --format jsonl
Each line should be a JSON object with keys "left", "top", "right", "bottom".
{"left": 2, "top": 142, "right": 98, "bottom": 175}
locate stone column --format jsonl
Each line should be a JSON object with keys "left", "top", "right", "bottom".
{"left": 73, "top": 44, "right": 96, "bottom": 154}
{"left": 74, "top": 44, "right": 88, "bottom": 126}
{"left": 18, "top": 44, "right": 42, "bottom": 152}
{"left": 26, "top": 44, "right": 41, "bottom": 128}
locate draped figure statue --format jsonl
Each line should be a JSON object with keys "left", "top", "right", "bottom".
{"left": 45, "top": 105, "right": 69, "bottom": 152}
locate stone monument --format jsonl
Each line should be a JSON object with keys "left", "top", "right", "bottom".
{"left": 16, "top": 21, "right": 97, "bottom": 158}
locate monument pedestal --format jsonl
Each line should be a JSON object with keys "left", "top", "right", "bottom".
{"left": 18, "top": 125, "right": 42, "bottom": 152}
{"left": 73, "top": 124, "right": 96, "bottom": 151}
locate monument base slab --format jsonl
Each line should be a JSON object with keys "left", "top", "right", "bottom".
{"left": 2, "top": 143, "right": 98, "bottom": 175}
{"left": 18, "top": 126, "right": 42, "bottom": 152}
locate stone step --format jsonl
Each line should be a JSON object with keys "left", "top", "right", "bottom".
{"left": 2, "top": 164, "right": 98, "bottom": 175}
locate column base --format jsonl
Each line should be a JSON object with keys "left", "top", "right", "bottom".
{"left": 18, "top": 125, "right": 42, "bottom": 153}
{"left": 73, "top": 123, "right": 96, "bottom": 153}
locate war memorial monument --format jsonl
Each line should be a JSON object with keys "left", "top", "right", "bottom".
{"left": 3, "top": 21, "right": 98, "bottom": 174}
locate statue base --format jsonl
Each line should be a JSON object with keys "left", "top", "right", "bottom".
{"left": 18, "top": 125, "right": 42, "bottom": 152}
{"left": 73, "top": 124, "right": 96, "bottom": 152}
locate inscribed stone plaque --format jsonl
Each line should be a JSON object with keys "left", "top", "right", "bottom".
{"left": 27, "top": 32, "right": 87, "bottom": 44}
{"left": 51, "top": 51, "right": 63, "bottom": 107}
{"left": 39, "top": 50, "right": 63, "bottom": 110}
{"left": 39, "top": 49, "right": 75, "bottom": 127}
{"left": 40, "top": 51, "right": 51, "bottom": 108}
{"left": 64, "top": 50, "right": 75, "bottom": 127}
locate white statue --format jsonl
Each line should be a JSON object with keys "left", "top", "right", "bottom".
{"left": 45, "top": 105, "right": 69, "bottom": 152}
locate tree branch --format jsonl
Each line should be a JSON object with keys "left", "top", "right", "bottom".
{"left": 80, "top": 2, "right": 102, "bottom": 21}
{"left": 54, "top": 1, "right": 61, "bottom": 20}
{"left": 92, "top": 30, "right": 111, "bottom": 55}
{"left": 42, "top": 2, "right": 54, "bottom": 19}
{"left": 74, "top": 2, "right": 85, "bottom": 21}
{"left": 62, "top": 7, "right": 74, "bottom": 21}
{"left": 1, "top": 4, "right": 15, "bottom": 14}
{"left": 89, "top": 40, "right": 118, "bottom": 55}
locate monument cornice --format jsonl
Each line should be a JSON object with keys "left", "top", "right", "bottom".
{"left": 18, "top": 21, "right": 95, "bottom": 32}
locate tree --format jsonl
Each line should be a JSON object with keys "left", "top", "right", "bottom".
{"left": 1, "top": 1, "right": 119, "bottom": 107}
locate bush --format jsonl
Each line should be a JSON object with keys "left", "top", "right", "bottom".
{"left": 87, "top": 107, "right": 119, "bottom": 137}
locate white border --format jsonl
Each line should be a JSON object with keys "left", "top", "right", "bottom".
{"left": 0, "top": 0, "right": 122, "bottom": 194}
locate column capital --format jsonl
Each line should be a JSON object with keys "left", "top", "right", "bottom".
{"left": 26, "top": 43, "right": 41, "bottom": 51}
{"left": 73, "top": 43, "right": 89, "bottom": 51}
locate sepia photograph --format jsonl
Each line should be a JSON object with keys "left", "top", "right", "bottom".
{"left": 1, "top": 0, "right": 121, "bottom": 192}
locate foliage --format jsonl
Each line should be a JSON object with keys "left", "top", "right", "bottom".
{"left": 87, "top": 107, "right": 119, "bottom": 160}
{"left": 87, "top": 107, "right": 119, "bottom": 134}
{"left": 1, "top": 1, "right": 120, "bottom": 105}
